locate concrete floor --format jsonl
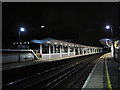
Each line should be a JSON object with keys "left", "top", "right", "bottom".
{"left": 82, "top": 53, "right": 120, "bottom": 89}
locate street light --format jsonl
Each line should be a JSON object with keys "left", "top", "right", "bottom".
{"left": 106, "top": 25, "right": 111, "bottom": 30}
{"left": 19, "top": 27, "right": 25, "bottom": 40}
{"left": 20, "top": 27, "right": 25, "bottom": 32}
{"left": 18, "top": 27, "right": 25, "bottom": 62}
{"left": 105, "top": 25, "right": 113, "bottom": 37}
{"left": 41, "top": 25, "right": 44, "bottom": 28}
{"left": 105, "top": 25, "right": 115, "bottom": 59}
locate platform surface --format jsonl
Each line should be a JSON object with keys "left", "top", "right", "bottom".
{"left": 82, "top": 53, "right": 120, "bottom": 89}
{"left": 2, "top": 53, "right": 93, "bottom": 71}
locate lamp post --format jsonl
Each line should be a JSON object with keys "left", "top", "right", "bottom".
{"left": 39, "top": 25, "right": 44, "bottom": 55}
{"left": 105, "top": 25, "right": 115, "bottom": 59}
{"left": 18, "top": 27, "right": 25, "bottom": 62}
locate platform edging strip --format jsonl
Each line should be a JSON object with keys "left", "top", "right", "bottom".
{"left": 105, "top": 54, "right": 112, "bottom": 90}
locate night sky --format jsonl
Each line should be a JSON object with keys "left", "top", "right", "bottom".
{"left": 2, "top": 2, "right": 120, "bottom": 48}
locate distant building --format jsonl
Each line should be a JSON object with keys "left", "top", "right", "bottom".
{"left": 12, "top": 41, "right": 30, "bottom": 49}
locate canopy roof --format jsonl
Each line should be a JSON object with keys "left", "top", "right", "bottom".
{"left": 99, "top": 38, "right": 112, "bottom": 47}
{"left": 31, "top": 38, "right": 54, "bottom": 44}
{"left": 31, "top": 38, "right": 102, "bottom": 48}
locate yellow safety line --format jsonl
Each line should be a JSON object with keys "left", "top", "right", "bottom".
{"left": 105, "top": 54, "right": 112, "bottom": 90}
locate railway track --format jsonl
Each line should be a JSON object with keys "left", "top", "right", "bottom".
{"left": 3, "top": 54, "right": 99, "bottom": 85}
{"left": 2, "top": 54, "right": 102, "bottom": 90}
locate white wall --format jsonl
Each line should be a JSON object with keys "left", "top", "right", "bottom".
{"left": 2, "top": 50, "right": 37, "bottom": 64}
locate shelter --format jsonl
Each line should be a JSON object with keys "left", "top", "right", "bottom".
{"left": 31, "top": 38, "right": 103, "bottom": 59}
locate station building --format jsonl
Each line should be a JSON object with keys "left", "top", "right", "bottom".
{"left": 2, "top": 38, "right": 103, "bottom": 64}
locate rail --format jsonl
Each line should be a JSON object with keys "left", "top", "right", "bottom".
{"left": 2, "top": 54, "right": 102, "bottom": 89}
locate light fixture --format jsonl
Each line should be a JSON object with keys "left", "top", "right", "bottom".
{"left": 47, "top": 41, "right": 51, "bottom": 43}
{"left": 60, "top": 43, "right": 63, "bottom": 45}
{"left": 54, "top": 42, "right": 57, "bottom": 44}
{"left": 20, "top": 27, "right": 25, "bottom": 32}
{"left": 41, "top": 26, "right": 44, "bottom": 28}
{"left": 106, "top": 25, "right": 111, "bottom": 30}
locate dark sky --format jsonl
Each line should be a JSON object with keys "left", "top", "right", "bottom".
{"left": 2, "top": 2, "right": 119, "bottom": 48}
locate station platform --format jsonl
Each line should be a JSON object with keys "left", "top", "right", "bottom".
{"left": 3, "top": 53, "right": 95, "bottom": 71}
{"left": 82, "top": 53, "right": 120, "bottom": 89}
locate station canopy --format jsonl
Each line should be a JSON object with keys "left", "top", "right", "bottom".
{"left": 31, "top": 38, "right": 100, "bottom": 48}
{"left": 99, "top": 38, "right": 113, "bottom": 47}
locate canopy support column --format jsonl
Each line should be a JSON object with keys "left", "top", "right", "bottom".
{"left": 53, "top": 45, "right": 55, "bottom": 53}
{"left": 40, "top": 44, "right": 42, "bottom": 54}
{"left": 49, "top": 44, "right": 51, "bottom": 59}
{"left": 74, "top": 47, "right": 75, "bottom": 55}
{"left": 60, "top": 46, "right": 62, "bottom": 57}
{"left": 68, "top": 46, "right": 70, "bottom": 56}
